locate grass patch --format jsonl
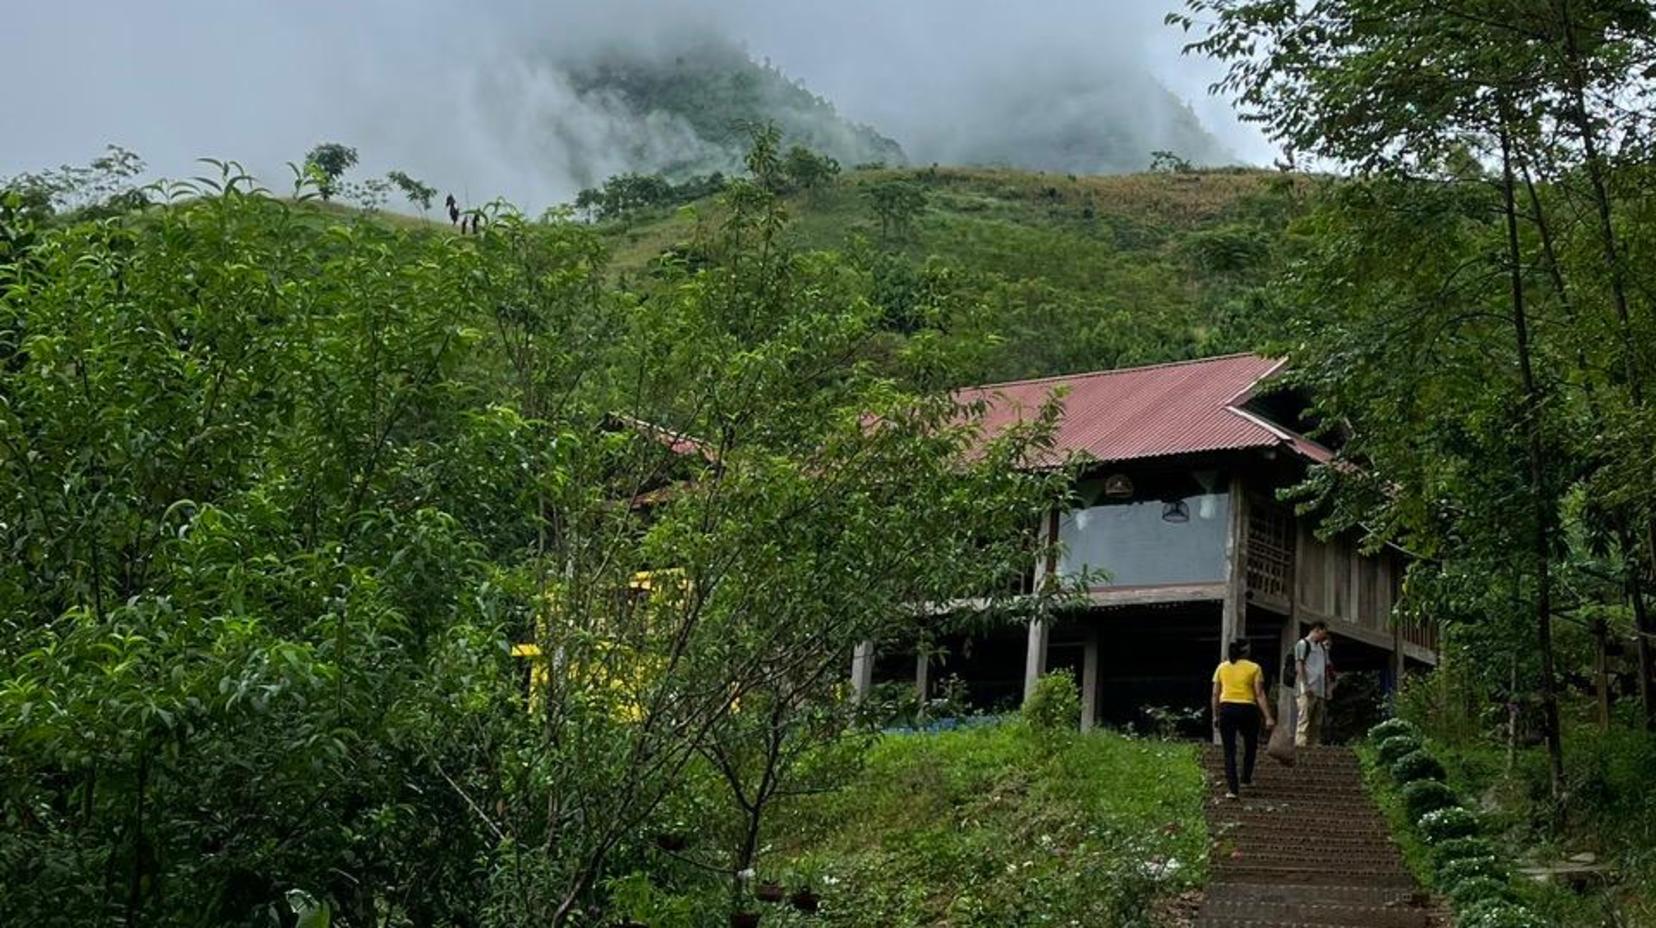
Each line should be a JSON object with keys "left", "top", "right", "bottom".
{"left": 765, "top": 721, "right": 1205, "bottom": 927}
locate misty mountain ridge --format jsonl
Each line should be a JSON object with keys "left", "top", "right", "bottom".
{"left": 563, "top": 34, "right": 907, "bottom": 178}
{"left": 556, "top": 32, "right": 1230, "bottom": 182}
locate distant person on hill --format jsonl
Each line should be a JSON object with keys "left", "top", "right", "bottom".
{"left": 1295, "top": 621, "right": 1334, "bottom": 746}
{"left": 1212, "top": 638, "right": 1277, "bottom": 799}
{"left": 448, "top": 202, "right": 460, "bottom": 226}
{"left": 444, "top": 193, "right": 456, "bottom": 213}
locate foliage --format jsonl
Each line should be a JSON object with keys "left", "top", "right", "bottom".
{"left": 1459, "top": 899, "right": 1551, "bottom": 928}
{"left": 866, "top": 180, "right": 927, "bottom": 242}
{"left": 1419, "top": 808, "right": 1481, "bottom": 844}
{"left": 781, "top": 145, "right": 841, "bottom": 196}
{"left": 574, "top": 171, "right": 727, "bottom": 222}
{"left": 1149, "top": 150, "right": 1194, "bottom": 174}
{"left": 1023, "top": 669, "right": 1081, "bottom": 734}
{"left": 565, "top": 34, "right": 905, "bottom": 176}
{"left": 1440, "top": 855, "right": 1504, "bottom": 887}
{"left": 1431, "top": 837, "right": 1498, "bottom": 869}
{"left": 1379, "top": 733, "right": 1425, "bottom": 766}
{"left": 1391, "top": 750, "right": 1448, "bottom": 785}
{"left": 1447, "top": 876, "right": 1516, "bottom": 909}
{"left": 1394, "top": 705, "right": 1656, "bottom": 925}
{"left": 385, "top": 169, "right": 435, "bottom": 212}
{"left": 0, "top": 143, "right": 1069, "bottom": 927}
{"left": 1402, "top": 779, "right": 1458, "bottom": 821}
{"left": 302, "top": 142, "right": 357, "bottom": 200}
{"left": 1370, "top": 718, "right": 1422, "bottom": 743}
{"left": 0, "top": 144, "right": 149, "bottom": 221}
{"left": 763, "top": 722, "right": 1206, "bottom": 927}
{"left": 598, "top": 164, "right": 1309, "bottom": 385}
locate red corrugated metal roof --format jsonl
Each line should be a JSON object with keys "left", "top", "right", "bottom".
{"left": 960, "top": 353, "right": 1333, "bottom": 466}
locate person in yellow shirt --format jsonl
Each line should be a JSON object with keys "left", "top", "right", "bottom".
{"left": 1211, "top": 639, "right": 1277, "bottom": 799}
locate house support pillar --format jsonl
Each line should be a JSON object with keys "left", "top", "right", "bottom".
{"left": 1279, "top": 618, "right": 1300, "bottom": 686}
{"left": 1217, "top": 475, "right": 1249, "bottom": 743}
{"left": 851, "top": 640, "right": 875, "bottom": 702}
{"left": 1080, "top": 625, "right": 1100, "bottom": 731}
{"left": 1219, "top": 475, "right": 1250, "bottom": 657}
{"left": 1022, "top": 618, "right": 1049, "bottom": 704}
{"left": 1389, "top": 620, "right": 1406, "bottom": 697}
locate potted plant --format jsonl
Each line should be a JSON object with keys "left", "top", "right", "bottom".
{"left": 652, "top": 822, "right": 689, "bottom": 852}
{"left": 754, "top": 878, "right": 786, "bottom": 904}
{"left": 729, "top": 911, "right": 762, "bottom": 928}
{"left": 787, "top": 859, "right": 825, "bottom": 914}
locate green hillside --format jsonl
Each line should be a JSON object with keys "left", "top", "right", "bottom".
{"left": 599, "top": 164, "right": 1308, "bottom": 384}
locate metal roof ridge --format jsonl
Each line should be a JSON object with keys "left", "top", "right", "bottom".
{"left": 964, "top": 352, "right": 1270, "bottom": 392}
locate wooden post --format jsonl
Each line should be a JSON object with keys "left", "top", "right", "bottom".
{"left": 1219, "top": 475, "right": 1250, "bottom": 658}
{"left": 1277, "top": 516, "right": 1301, "bottom": 691}
{"left": 851, "top": 640, "right": 875, "bottom": 703}
{"left": 1026, "top": 505, "right": 1060, "bottom": 706}
{"left": 1593, "top": 619, "right": 1611, "bottom": 732}
{"left": 1023, "top": 618, "right": 1049, "bottom": 704}
{"left": 1216, "top": 476, "right": 1249, "bottom": 744}
{"left": 915, "top": 649, "right": 930, "bottom": 714}
{"left": 1081, "top": 625, "right": 1100, "bottom": 731}
{"left": 1390, "top": 617, "right": 1406, "bottom": 698}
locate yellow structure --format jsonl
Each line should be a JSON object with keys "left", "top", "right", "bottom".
{"left": 511, "top": 569, "right": 689, "bottom": 718}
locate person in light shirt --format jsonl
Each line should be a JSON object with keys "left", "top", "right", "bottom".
{"left": 1295, "top": 621, "right": 1334, "bottom": 747}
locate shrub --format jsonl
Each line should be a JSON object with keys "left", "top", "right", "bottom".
{"left": 1418, "top": 807, "right": 1480, "bottom": 843}
{"left": 1446, "top": 875, "right": 1514, "bottom": 908}
{"left": 1369, "top": 718, "right": 1421, "bottom": 743}
{"left": 1439, "top": 855, "right": 1503, "bottom": 887}
{"left": 1402, "top": 779, "right": 1457, "bottom": 820}
{"left": 1390, "top": 749, "right": 1447, "bottom": 784}
{"left": 1457, "top": 899, "right": 1548, "bottom": 928}
{"left": 1023, "top": 670, "right": 1080, "bottom": 733}
{"left": 1429, "top": 837, "right": 1496, "bottom": 867}
{"left": 1378, "top": 733, "right": 1425, "bottom": 766}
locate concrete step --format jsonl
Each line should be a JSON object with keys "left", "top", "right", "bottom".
{"left": 1205, "top": 884, "right": 1427, "bottom": 908}
{"left": 1194, "top": 744, "right": 1443, "bottom": 927}
{"left": 1199, "top": 899, "right": 1431, "bottom": 927}
{"left": 1212, "top": 865, "right": 1418, "bottom": 888}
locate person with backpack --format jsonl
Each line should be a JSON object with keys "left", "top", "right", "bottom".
{"left": 1291, "top": 621, "right": 1334, "bottom": 746}
{"left": 1211, "top": 638, "right": 1277, "bottom": 799}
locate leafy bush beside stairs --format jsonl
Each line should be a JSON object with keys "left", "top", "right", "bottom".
{"left": 1362, "top": 721, "right": 1547, "bottom": 927}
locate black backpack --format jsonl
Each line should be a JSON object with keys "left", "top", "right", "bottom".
{"left": 1281, "top": 638, "right": 1307, "bottom": 688}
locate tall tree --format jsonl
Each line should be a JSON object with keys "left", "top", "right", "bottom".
{"left": 1171, "top": 0, "right": 1606, "bottom": 796}
{"left": 302, "top": 142, "right": 358, "bottom": 201}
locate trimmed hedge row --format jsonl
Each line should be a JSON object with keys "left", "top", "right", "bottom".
{"left": 1365, "top": 721, "right": 1546, "bottom": 928}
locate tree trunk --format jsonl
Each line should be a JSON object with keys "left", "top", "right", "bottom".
{"left": 1554, "top": 0, "right": 1656, "bottom": 727}
{"left": 1499, "top": 120, "right": 1565, "bottom": 802}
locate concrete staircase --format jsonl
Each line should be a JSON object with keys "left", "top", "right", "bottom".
{"left": 1196, "top": 745, "right": 1443, "bottom": 928}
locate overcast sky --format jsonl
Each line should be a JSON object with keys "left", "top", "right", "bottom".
{"left": 3, "top": 1, "right": 1275, "bottom": 211}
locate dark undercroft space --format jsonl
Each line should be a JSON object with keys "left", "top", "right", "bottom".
{"left": 876, "top": 602, "right": 1400, "bottom": 739}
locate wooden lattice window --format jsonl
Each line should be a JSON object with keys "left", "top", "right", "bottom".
{"left": 1246, "top": 501, "right": 1293, "bottom": 600}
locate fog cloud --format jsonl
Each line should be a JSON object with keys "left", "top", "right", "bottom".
{"left": 3, "top": 1, "right": 1274, "bottom": 213}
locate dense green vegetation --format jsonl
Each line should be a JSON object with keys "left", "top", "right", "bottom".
{"left": 0, "top": 147, "right": 1078, "bottom": 925}
{"left": 595, "top": 162, "right": 1305, "bottom": 385}
{"left": 1376, "top": 679, "right": 1656, "bottom": 926}
{"left": 10, "top": 0, "right": 1656, "bottom": 922}
{"left": 1173, "top": 0, "right": 1656, "bottom": 923}
{"left": 766, "top": 721, "right": 1205, "bottom": 927}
